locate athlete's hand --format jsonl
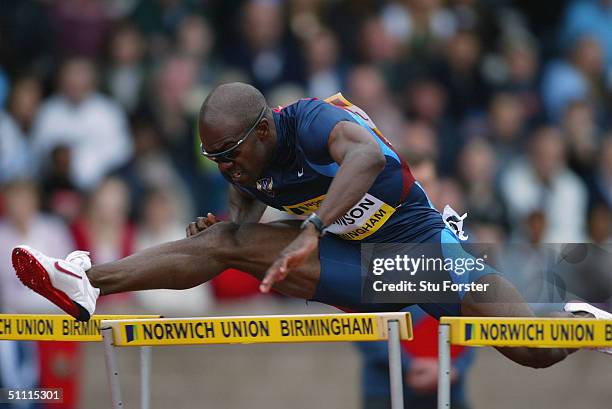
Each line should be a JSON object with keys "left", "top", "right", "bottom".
{"left": 260, "top": 225, "right": 320, "bottom": 293}
{"left": 186, "top": 213, "right": 220, "bottom": 237}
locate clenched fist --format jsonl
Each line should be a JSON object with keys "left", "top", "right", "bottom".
{"left": 186, "top": 213, "right": 220, "bottom": 237}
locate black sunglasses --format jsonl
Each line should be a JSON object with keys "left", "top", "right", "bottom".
{"left": 200, "top": 106, "right": 267, "bottom": 163}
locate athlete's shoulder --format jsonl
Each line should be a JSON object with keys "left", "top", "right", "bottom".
{"left": 275, "top": 97, "right": 325, "bottom": 118}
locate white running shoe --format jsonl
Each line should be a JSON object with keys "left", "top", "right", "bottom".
{"left": 564, "top": 302, "right": 612, "bottom": 355}
{"left": 12, "top": 245, "right": 100, "bottom": 321}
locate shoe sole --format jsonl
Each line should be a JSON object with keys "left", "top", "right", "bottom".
{"left": 12, "top": 247, "right": 91, "bottom": 321}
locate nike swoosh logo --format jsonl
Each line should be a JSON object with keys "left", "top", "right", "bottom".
{"left": 297, "top": 168, "right": 304, "bottom": 177}
{"left": 54, "top": 261, "right": 82, "bottom": 279}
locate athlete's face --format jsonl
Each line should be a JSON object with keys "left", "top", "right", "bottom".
{"left": 199, "top": 113, "right": 274, "bottom": 187}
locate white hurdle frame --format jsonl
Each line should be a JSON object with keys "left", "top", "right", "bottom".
{"left": 101, "top": 313, "right": 411, "bottom": 409}
{"left": 387, "top": 319, "right": 405, "bottom": 409}
{"left": 437, "top": 323, "right": 451, "bottom": 409}
{"left": 0, "top": 314, "right": 154, "bottom": 409}
{"left": 102, "top": 327, "right": 152, "bottom": 409}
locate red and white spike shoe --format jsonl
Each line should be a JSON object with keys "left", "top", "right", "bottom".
{"left": 12, "top": 245, "right": 100, "bottom": 321}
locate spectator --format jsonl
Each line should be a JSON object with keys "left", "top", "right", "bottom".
{"left": 105, "top": 23, "right": 148, "bottom": 114}
{"left": 561, "top": 100, "right": 599, "bottom": 180}
{"left": 404, "top": 79, "right": 458, "bottom": 175}
{"left": 70, "top": 177, "right": 136, "bottom": 316}
{"left": 134, "top": 187, "right": 213, "bottom": 315}
{"left": 359, "top": 15, "right": 404, "bottom": 66}
{"left": 404, "top": 153, "right": 440, "bottom": 208}
{"left": 71, "top": 177, "right": 135, "bottom": 265}
{"left": 146, "top": 54, "right": 199, "bottom": 170}
{"left": 379, "top": 0, "right": 458, "bottom": 59}
{"left": 560, "top": 0, "right": 612, "bottom": 75}
{"left": 40, "top": 145, "right": 84, "bottom": 223}
{"left": 435, "top": 177, "right": 466, "bottom": 216}
{"left": 397, "top": 121, "right": 439, "bottom": 162}
{"left": 346, "top": 65, "right": 404, "bottom": 142}
{"left": 303, "top": 28, "right": 346, "bottom": 99}
{"left": 129, "top": 0, "right": 194, "bottom": 59}
{"left": 48, "top": 0, "right": 115, "bottom": 59}
{"left": 457, "top": 139, "right": 509, "bottom": 242}
{"left": 590, "top": 133, "right": 612, "bottom": 208}
{"left": 588, "top": 202, "right": 612, "bottom": 244}
{"left": 501, "top": 126, "right": 588, "bottom": 241}
{"left": 111, "top": 118, "right": 194, "bottom": 221}
{"left": 0, "top": 110, "right": 31, "bottom": 183}
{"left": 7, "top": 75, "right": 43, "bottom": 135}
{"left": 0, "top": 76, "right": 43, "bottom": 183}
{"left": 226, "top": 0, "right": 305, "bottom": 93}
{"left": 0, "top": 180, "right": 80, "bottom": 408}
{"left": 174, "top": 14, "right": 227, "bottom": 115}
{"left": 0, "top": 180, "right": 73, "bottom": 313}
{"left": 434, "top": 30, "right": 490, "bottom": 120}
{"left": 485, "top": 91, "right": 527, "bottom": 172}
{"left": 497, "top": 37, "right": 542, "bottom": 120}
{"left": 542, "top": 35, "right": 607, "bottom": 121}
{"left": 31, "top": 57, "right": 133, "bottom": 190}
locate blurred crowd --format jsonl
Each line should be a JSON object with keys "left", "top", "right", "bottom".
{"left": 1, "top": 0, "right": 611, "bottom": 252}
{"left": 0, "top": 0, "right": 612, "bottom": 407}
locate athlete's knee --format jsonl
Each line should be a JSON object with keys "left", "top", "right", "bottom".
{"left": 190, "top": 221, "right": 241, "bottom": 260}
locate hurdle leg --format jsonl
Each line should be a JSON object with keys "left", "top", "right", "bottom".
{"left": 438, "top": 323, "right": 451, "bottom": 409}
{"left": 387, "top": 319, "right": 404, "bottom": 409}
{"left": 140, "top": 346, "right": 152, "bottom": 409}
{"left": 102, "top": 326, "right": 124, "bottom": 408}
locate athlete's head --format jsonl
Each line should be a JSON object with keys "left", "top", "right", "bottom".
{"left": 198, "top": 82, "right": 276, "bottom": 187}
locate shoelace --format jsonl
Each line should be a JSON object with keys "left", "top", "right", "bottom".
{"left": 65, "top": 250, "right": 92, "bottom": 271}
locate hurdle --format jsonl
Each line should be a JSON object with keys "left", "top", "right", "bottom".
{"left": 437, "top": 317, "right": 612, "bottom": 409}
{"left": 0, "top": 314, "right": 159, "bottom": 409}
{"left": 101, "top": 312, "right": 413, "bottom": 409}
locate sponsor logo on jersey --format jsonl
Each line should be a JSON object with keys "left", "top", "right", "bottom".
{"left": 256, "top": 177, "right": 275, "bottom": 197}
{"left": 283, "top": 193, "right": 395, "bottom": 240}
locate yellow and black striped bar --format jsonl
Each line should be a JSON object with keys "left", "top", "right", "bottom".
{"left": 440, "top": 316, "right": 612, "bottom": 348}
{"left": 0, "top": 314, "right": 160, "bottom": 342}
{"left": 103, "top": 312, "right": 413, "bottom": 347}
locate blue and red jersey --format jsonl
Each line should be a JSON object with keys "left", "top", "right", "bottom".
{"left": 236, "top": 94, "right": 445, "bottom": 243}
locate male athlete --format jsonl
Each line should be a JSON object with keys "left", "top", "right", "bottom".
{"left": 12, "top": 82, "right": 610, "bottom": 369}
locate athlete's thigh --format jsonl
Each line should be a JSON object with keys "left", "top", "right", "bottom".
{"left": 312, "top": 234, "right": 410, "bottom": 312}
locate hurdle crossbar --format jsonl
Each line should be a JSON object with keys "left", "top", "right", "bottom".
{"left": 437, "top": 316, "right": 612, "bottom": 409}
{"left": 0, "top": 314, "right": 158, "bottom": 409}
{"left": 101, "top": 312, "right": 412, "bottom": 409}
{"left": 0, "top": 314, "right": 159, "bottom": 342}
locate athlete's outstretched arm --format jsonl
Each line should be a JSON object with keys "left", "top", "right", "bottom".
{"left": 461, "top": 274, "right": 577, "bottom": 369}
{"left": 261, "top": 121, "right": 385, "bottom": 292}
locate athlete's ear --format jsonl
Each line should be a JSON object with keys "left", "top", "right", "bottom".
{"left": 256, "top": 116, "right": 271, "bottom": 141}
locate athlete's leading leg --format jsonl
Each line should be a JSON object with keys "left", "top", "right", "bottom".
{"left": 88, "top": 220, "right": 320, "bottom": 299}
{"left": 12, "top": 220, "right": 321, "bottom": 320}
